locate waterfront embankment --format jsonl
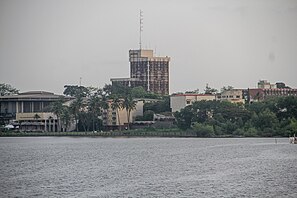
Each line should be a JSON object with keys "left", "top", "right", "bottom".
{"left": 0, "top": 129, "right": 200, "bottom": 138}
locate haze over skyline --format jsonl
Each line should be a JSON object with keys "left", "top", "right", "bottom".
{"left": 1, "top": 0, "right": 297, "bottom": 94}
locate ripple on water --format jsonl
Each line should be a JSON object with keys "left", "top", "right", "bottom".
{"left": 0, "top": 137, "right": 296, "bottom": 197}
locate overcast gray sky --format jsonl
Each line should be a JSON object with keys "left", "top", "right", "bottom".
{"left": 1, "top": 0, "right": 297, "bottom": 94}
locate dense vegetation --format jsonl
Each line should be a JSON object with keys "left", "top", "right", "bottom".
{"left": 52, "top": 84, "right": 167, "bottom": 132}
{"left": 3, "top": 82, "right": 297, "bottom": 137}
{"left": 174, "top": 96, "right": 297, "bottom": 137}
{"left": 0, "top": 83, "right": 19, "bottom": 96}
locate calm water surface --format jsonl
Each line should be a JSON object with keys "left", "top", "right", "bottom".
{"left": 0, "top": 137, "right": 296, "bottom": 197}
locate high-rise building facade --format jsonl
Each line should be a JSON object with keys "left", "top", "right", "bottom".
{"left": 111, "top": 49, "right": 170, "bottom": 95}
{"left": 129, "top": 49, "right": 170, "bottom": 95}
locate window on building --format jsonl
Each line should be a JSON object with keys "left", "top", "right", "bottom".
{"left": 186, "top": 100, "right": 191, "bottom": 105}
{"left": 23, "top": 102, "right": 31, "bottom": 113}
{"left": 34, "top": 102, "right": 42, "bottom": 112}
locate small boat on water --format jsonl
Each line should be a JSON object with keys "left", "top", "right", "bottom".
{"left": 289, "top": 134, "right": 297, "bottom": 144}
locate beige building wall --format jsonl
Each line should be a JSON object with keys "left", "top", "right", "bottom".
{"left": 218, "top": 89, "right": 245, "bottom": 104}
{"left": 15, "top": 112, "right": 60, "bottom": 132}
{"left": 16, "top": 112, "right": 57, "bottom": 121}
{"left": 102, "top": 100, "right": 144, "bottom": 128}
{"left": 170, "top": 94, "right": 216, "bottom": 113}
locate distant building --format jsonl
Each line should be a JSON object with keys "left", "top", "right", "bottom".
{"left": 243, "top": 88, "right": 264, "bottom": 103}
{"left": 275, "top": 82, "right": 291, "bottom": 89}
{"left": 109, "top": 78, "right": 141, "bottom": 88}
{"left": 245, "top": 88, "right": 297, "bottom": 103}
{"left": 102, "top": 99, "right": 144, "bottom": 130}
{"left": 0, "top": 91, "right": 74, "bottom": 131}
{"left": 258, "top": 80, "right": 276, "bottom": 89}
{"left": 244, "top": 81, "right": 297, "bottom": 103}
{"left": 132, "top": 113, "right": 175, "bottom": 129}
{"left": 216, "top": 89, "right": 245, "bottom": 104}
{"left": 170, "top": 94, "right": 216, "bottom": 112}
{"left": 111, "top": 49, "right": 170, "bottom": 95}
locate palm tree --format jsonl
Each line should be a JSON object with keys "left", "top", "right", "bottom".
{"left": 60, "top": 106, "right": 71, "bottom": 132}
{"left": 122, "top": 96, "right": 137, "bottom": 130}
{"left": 33, "top": 113, "right": 41, "bottom": 131}
{"left": 88, "top": 93, "right": 103, "bottom": 131}
{"left": 70, "top": 97, "right": 84, "bottom": 131}
{"left": 111, "top": 97, "right": 123, "bottom": 130}
{"left": 51, "top": 98, "right": 64, "bottom": 132}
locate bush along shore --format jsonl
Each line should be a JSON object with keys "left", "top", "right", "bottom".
{"left": 174, "top": 96, "right": 297, "bottom": 138}
{"left": 0, "top": 128, "right": 290, "bottom": 138}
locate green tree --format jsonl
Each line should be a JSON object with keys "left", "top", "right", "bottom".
{"left": 70, "top": 97, "right": 84, "bottom": 131}
{"left": 0, "top": 83, "right": 19, "bottom": 96}
{"left": 109, "top": 83, "right": 131, "bottom": 98}
{"left": 131, "top": 86, "right": 147, "bottom": 98}
{"left": 111, "top": 97, "right": 123, "bottom": 130}
{"left": 204, "top": 84, "right": 218, "bottom": 95}
{"left": 60, "top": 106, "right": 72, "bottom": 132}
{"left": 275, "top": 96, "right": 297, "bottom": 120}
{"left": 174, "top": 106, "right": 195, "bottom": 130}
{"left": 78, "top": 111, "right": 93, "bottom": 131}
{"left": 289, "top": 118, "right": 297, "bottom": 135}
{"left": 51, "top": 98, "right": 65, "bottom": 132}
{"left": 122, "top": 96, "right": 137, "bottom": 130}
{"left": 192, "top": 122, "right": 215, "bottom": 137}
{"left": 144, "top": 96, "right": 170, "bottom": 114}
{"left": 255, "top": 108, "right": 279, "bottom": 136}
{"left": 135, "top": 110, "right": 154, "bottom": 121}
{"left": 221, "top": 85, "right": 234, "bottom": 92}
{"left": 88, "top": 89, "right": 105, "bottom": 131}
{"left": 33, "top": 114, "right": 41, "bottom": 131}
{"left": 63, "top": 85, "right": 90, "bottom": 97}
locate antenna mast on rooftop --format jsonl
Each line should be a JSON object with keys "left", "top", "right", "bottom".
{"left": 139, "top": 10, "right": 143, "bottom": 50}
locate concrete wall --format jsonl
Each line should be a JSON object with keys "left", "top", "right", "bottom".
{"left": 170, "top": 94, "right": 216, "bottom": 112}
{"left": 219, "top": 89, "right": 245, "bottom": 104}
{"left": 103, "top": 100, "right": 144, "bottom": 127}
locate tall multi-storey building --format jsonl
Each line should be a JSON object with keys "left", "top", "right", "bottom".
{"left": 129, "top": 49, "right": 170, "bottom": 95}
{"left": 111, "top": 49, "right": 170, "bottom": 95}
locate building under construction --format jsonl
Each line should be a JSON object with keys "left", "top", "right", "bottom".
{"left": 111, "top": 49, "right": 170, "bottom": 95}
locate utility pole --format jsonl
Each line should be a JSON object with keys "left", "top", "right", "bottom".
{"left": 139, "top": 10, "right": 143, "bottom": 50}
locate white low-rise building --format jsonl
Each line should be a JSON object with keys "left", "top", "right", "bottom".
{"left": 170, "top": 94, "right": 216, "bottom": 113}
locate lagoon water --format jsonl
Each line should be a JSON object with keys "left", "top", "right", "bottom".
{"left": 0, "top": 137, "right": 296, "bottom": 197}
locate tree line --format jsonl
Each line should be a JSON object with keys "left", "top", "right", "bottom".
{"left": 1, "top": 82, "right": 170, "bottom": 132}
{"left": 51, "top": 83, "right": 168, "bottom": 132}
{"left": 174, "top": 96, "right": 297, "bottom": 137}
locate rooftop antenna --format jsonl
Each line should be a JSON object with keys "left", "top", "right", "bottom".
{"left": 79, "top": 77, "right": 82, "bottom": 87}
{"left": 139, "top": 9, "right": 143, "bottom": 50}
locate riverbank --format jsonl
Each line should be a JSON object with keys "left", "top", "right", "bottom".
{"left": 0, "top": 128, "right": 198, "bottom": 138}
{"left": 0, "top": 129, "right": 287, "bottom": 138}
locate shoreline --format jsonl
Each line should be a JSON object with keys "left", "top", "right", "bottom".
{"left": 0, "top": 131, "right": 288, "bottom": 138}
